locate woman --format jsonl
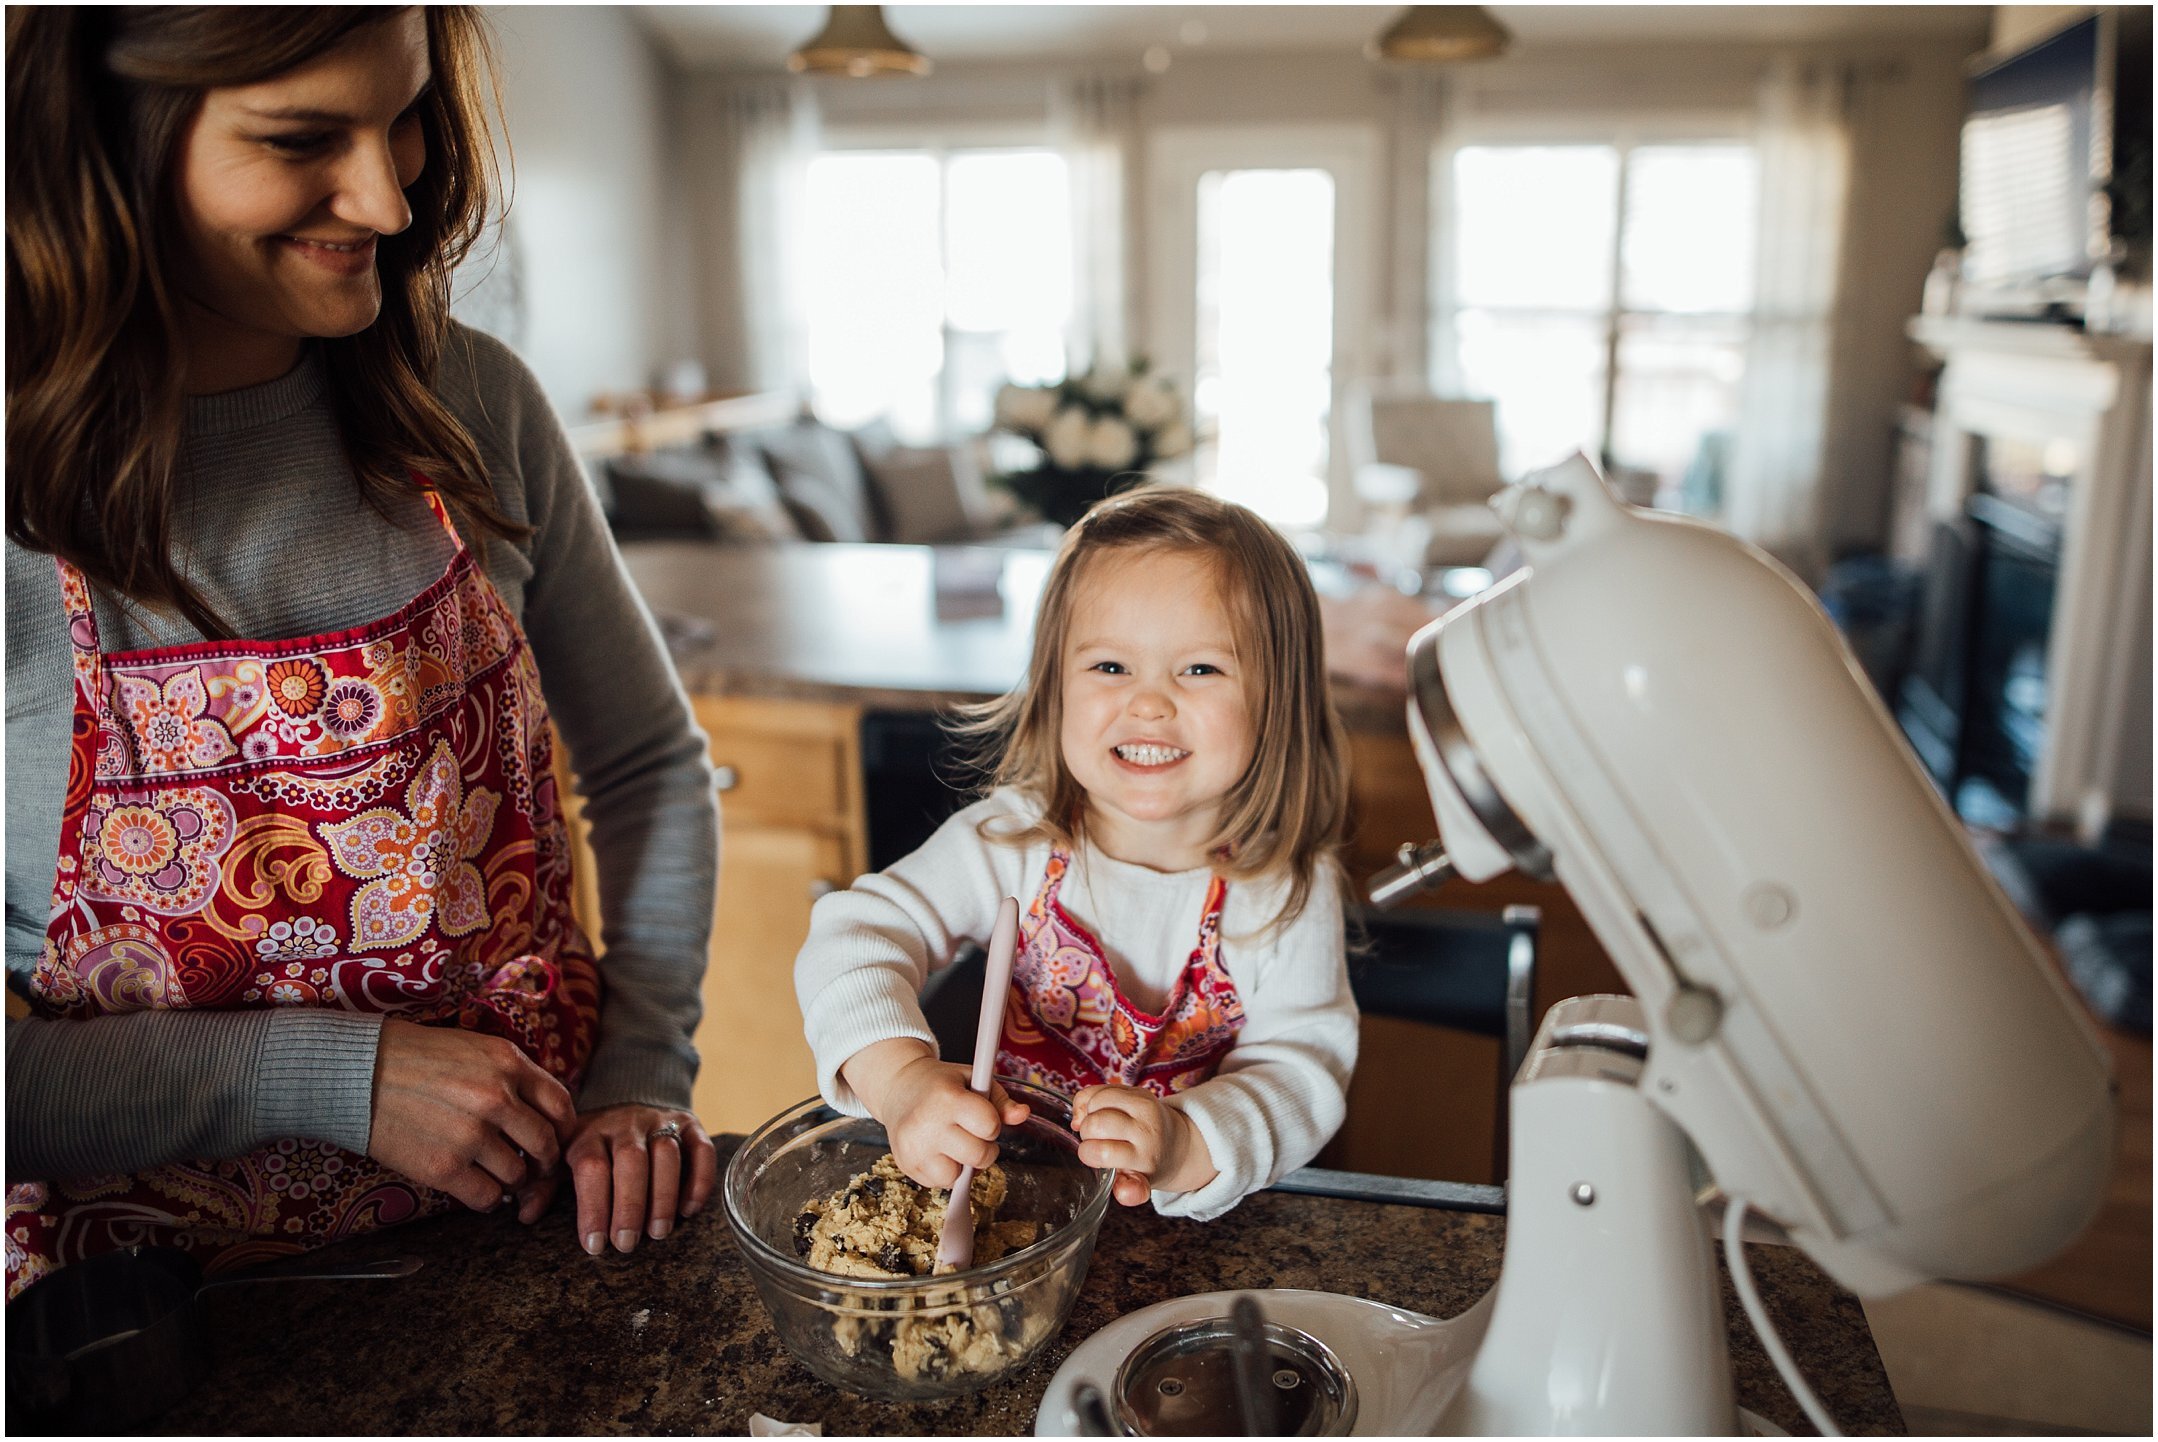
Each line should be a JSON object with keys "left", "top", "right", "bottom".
{"left": 4, "top": 7, "right": 719, "bottom": 1297}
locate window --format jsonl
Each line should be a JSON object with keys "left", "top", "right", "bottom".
{"left": 803, "top": 148, "right": 1072, "bottom": 444}
{"left": 1435, "top": 141, "right": 1759, "bottom": 501}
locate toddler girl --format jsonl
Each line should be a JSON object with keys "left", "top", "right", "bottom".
{"left": 793, "top": 488, "right": 1357, "bottom": 1219}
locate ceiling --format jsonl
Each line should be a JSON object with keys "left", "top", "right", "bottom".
{"left": 634, "top": 5, "right": 1994, "bottom": 72}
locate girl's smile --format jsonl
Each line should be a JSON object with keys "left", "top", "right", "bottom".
{"left": 1061, "top": 547, "right": 1256, "bottom": 870}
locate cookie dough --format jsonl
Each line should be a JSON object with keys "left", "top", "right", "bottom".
{"left": 793, "top": 1153, "right": 1042, "bottom": 1278}
{"left": 795, "top": 1152, "right": 1058, "bottom": 1384}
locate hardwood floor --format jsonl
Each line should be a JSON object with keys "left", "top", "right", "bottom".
{"left": 1997, "top": 1022, "right": 2152, "bottom": 1331}
{"left": 1866, "top": 1282, "right": 2152, "bottom": 1435}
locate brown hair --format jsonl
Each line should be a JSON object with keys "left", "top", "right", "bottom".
{"left": 5, "top": 5, "right": 521, "bottom": 638}
{"left": 960, "top": 487, "right": 1351, "bottom": 930}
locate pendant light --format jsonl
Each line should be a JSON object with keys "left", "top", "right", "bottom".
{"left": 1371, "top": 6, "right": 1512, "bottom": 63}
{"left": 787, "top": 6, "right": 931, "bottom": 78}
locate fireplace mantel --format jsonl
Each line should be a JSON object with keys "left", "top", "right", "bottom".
{"left": 1905, "top": 315, "right": 2152, "bottom": 830}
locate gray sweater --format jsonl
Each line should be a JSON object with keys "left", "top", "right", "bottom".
{"left": 4, "top": 325, "right": 718, "bottom": 1180}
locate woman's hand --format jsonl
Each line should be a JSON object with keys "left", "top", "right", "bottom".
{"left": 366, "top": 1018, "right": 577, "bottom": 1212}
{"left": 1072, "top": 1085, "right": 1217, "bottom": 1206}
{"left": 843, "top": 1038, "right": 1030, "bottom": 1190}
{"left": 513, "top": 1104, "right": 719, "bottom": 1255}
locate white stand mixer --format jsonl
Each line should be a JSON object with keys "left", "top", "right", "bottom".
{"left": 1038, "top": 455, "right": 2115, "bottom": 1436}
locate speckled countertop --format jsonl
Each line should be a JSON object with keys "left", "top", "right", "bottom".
{"left": 143, "top": 1139, "right": 1902, "bottom": 1436}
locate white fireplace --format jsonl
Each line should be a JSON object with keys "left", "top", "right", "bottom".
{"left": 1907, "top": 315, "right": 2152, "bottom": 833}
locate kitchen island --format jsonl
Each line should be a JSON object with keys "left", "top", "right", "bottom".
{"left": 145, "top": 1139, "right": 1902, "bottom": 1435}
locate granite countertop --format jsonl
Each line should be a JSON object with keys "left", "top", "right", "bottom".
{"left": 147, "top": 1140, "right": 1902, "bottom": 1436}
{"left": 619, "top": 541, "right": 1411, "bottom": 732}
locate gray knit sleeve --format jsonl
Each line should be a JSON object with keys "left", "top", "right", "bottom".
{"left": 4, "top": 1009, "right": 381, "bottom": 1181}
{"left": 441, "top": 327, "right": 717, "bottom": 1115}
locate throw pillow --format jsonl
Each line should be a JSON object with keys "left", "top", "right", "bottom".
{"left": 761, "top": 419, "right": 880, "bottom": 543}
{"left": 860, "top": 443, "right": 989, "bottom": 545}
{"left": 606, "top": 443, "right": 799, "bottom": 543}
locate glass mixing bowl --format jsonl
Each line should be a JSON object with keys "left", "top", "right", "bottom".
{"left": 724, "top": 1081, "right": 1113, "bottom": 1402}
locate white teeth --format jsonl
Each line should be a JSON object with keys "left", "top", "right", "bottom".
{"left": 1114, "top": 744, "right": 1188, "bottom": 766}
{"left": 294, "top": 238, "right": 365, "bottom": 251}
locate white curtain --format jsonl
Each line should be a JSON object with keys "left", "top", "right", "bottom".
{"left": 1726, "top": 58, "right": 1852, "bottom": 574}
{"left": 1049, "top": 74, "right": 1142, "bottom": 376}
{"left": 703, "top": 79, "right": 821, "bottom": 398}
{"left": 1382, "top": 69, "right": 1449, "bottom": 386}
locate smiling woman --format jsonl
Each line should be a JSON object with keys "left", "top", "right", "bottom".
{"left": 3, "top": 7, "right": 720, "bottom": 1301}
{"left": 7, "top": 8, "right": 512, "bottom": 636}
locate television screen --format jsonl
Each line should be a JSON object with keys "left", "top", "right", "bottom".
{"left": 1959, "top": 16, "right": 2102, "bottom": 289}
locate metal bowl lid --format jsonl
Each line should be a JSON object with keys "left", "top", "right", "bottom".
{"left": 1109, "top": 1316, "right": 1358, "bottom": 1436}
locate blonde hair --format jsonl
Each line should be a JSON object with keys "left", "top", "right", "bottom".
{"left": 959, "top": 486, "right": 1349, "bottom": 929}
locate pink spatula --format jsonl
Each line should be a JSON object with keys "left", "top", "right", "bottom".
{"left": 935, "top": 896, "right": 1021, "bottom": 1274}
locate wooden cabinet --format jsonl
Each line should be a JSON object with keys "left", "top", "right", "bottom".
{"left": 690, "top": 696, "right": 866, "bottom": 1135}
{"left": 561, "top": 696, "right": 867, "bottom": 1138}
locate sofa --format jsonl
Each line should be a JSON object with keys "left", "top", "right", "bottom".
{"left": 592, "top": 411, "right": 1020, "bottom": 548}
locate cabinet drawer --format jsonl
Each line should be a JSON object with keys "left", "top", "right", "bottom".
{"left": 709, "top": 730, "right": 848, "bottom": 829}
{"left": 693, "top": 695, "right": 860, "bottom": 835}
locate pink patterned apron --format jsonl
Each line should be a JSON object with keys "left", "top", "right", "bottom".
{"left": 5, "top": 488, "right": 600, "bottom": 1301}
{"left": 995, "top": 847, "right": 1245, "bottom": 1099}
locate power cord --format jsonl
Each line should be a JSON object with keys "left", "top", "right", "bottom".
{"left": 1724, "top": 1197, "right": 1842, "bottom": 1437}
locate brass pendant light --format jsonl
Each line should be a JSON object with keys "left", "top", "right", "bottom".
{"left": 788, "top": 6, "right": 931, "bottom": 77}
{"left": 1371, "top": 6, "right": 1512, "bottom": 63}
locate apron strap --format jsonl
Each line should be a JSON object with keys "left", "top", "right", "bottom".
{"left": 51, "top": 558, "right": 116, "bottom": 732}
{"left": 412, "top": 472, "right": 470, "bottom": 556}
{"left": 53, "top": 558, "right": 104, "bottom": 658}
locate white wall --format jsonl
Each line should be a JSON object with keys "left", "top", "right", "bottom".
{"left": 678, "top": 35, "right": 1980, "bottom": 554}
{"left": 466, "top": 7, "right": 692, "bottom": 421}
{"left": 1989, "top": 5, "right": 2091, "bottom": 55}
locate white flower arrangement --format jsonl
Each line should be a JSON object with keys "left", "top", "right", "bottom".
{"left": 991, "top": 361, "right": 1193, "bottom": 526}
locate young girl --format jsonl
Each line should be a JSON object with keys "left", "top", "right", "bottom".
{"left": 794, "top": 488, "right": 1357, "bottom": 1219}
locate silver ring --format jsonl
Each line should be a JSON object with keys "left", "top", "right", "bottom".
{"left": 649, "top": 1121, "right": 682, "bottom": 1144}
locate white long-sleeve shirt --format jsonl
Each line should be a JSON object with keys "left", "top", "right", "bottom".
{"left": 794, "top": 788, "right": 1358, "bottom": 1220}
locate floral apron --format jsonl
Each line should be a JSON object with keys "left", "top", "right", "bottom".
{"left": 995, "top": 847, "right": 1246, "bottom": 1100}
{"left": 5, "top": 490, "right": 600, "bottom": 1301}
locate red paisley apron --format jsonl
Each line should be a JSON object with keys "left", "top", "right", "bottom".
{"left": 995, "top": 847, "right": 1245, "bottom": 1100}
{"left": 5, "top": 489, "right": 600, "bottom": 1301}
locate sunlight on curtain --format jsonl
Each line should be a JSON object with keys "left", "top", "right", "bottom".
{"left": 1051, "top": 75, "right": 1142, "bottom": 377}
{"left": 1450, "top": 146, "right": 1617, "bottom": 476}
{"left": 803, "top": 153, "right": 942, "bottom": 436}
{"left": 1612, "top": 146, "right": 1758, "bottom": 481}
{"left": 1194, "top": 168, "right": 1335, "bottom": 529}
{"left": 725, "top": 80, "right": 821, "bottom": 396}
{"left": 1726, "top": 59, "right": 1851, "bottom": 569}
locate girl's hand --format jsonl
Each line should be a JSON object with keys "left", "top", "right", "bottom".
{"left": 843, "top": 1038, "right": 1030, "bottom": 1189}
{"left": 367, "top": 1018, "right": 577, "bottom": 1213}
{"left": 1072, "top": 1085, "right": 1218, "bottom": 1206}
{"left": 514, "top": 1103, "right": 719, "bottom": 1255}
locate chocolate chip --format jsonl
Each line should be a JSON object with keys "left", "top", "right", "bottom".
{"left": 878, "top": 1244, "right": 909, "bottom": 1274}
{"left": 792, "top": 1212, "right": 816, "bottom": 1256}
{"left": 862, "top": 1175, "right": 885, "bottom": 1199}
